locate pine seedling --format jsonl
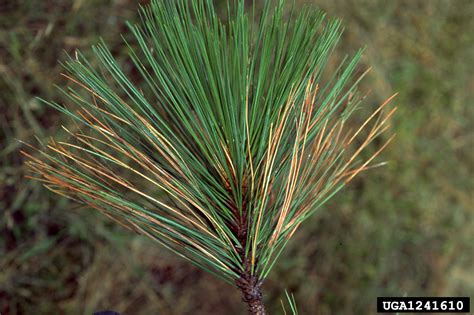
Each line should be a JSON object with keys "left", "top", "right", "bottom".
{"left": 23, "top": 0, "right": 396, "bottom": 313}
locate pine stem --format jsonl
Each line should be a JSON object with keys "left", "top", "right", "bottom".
{"left": 236, "top": 265, "right": 266, "bottom": 315}
{"left": 229, "top": 188, "right": 266, "bottom": 314}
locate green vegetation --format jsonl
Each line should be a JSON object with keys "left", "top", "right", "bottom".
{"left": 1, "top": 0, "right": 472, "bottom": 314}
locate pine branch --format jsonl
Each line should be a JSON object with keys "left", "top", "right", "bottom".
{"left": 23, "top": 0, "right": 396, "bottom": 313}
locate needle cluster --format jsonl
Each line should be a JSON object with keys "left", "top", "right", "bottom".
{"left": 23, "top": 1, "right": 395, "bottom": 313}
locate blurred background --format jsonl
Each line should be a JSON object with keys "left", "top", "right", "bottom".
{"left": 0, "top": 0, "right": 472, "bottom": 314}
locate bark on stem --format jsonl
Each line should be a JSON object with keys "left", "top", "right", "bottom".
{"left": 228, "top": 181, "right": 266, "bottom": 314}
{"left": 236, "top": 270, "right": 266, "bottom": 315}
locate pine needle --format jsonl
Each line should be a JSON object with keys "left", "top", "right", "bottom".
{"left": 23, "top": 0, "right": 396, "bottom": 304}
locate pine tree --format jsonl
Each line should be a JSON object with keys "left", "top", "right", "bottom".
{"left": 23, "top": 1, "right": 396, "bottom": 313}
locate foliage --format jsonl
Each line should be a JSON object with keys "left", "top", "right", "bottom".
{"left": 24, "top": 0, "right": 393, "bottom": 293}
{"left": 281, "top": 290, "right": 298, "bottom": 315}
